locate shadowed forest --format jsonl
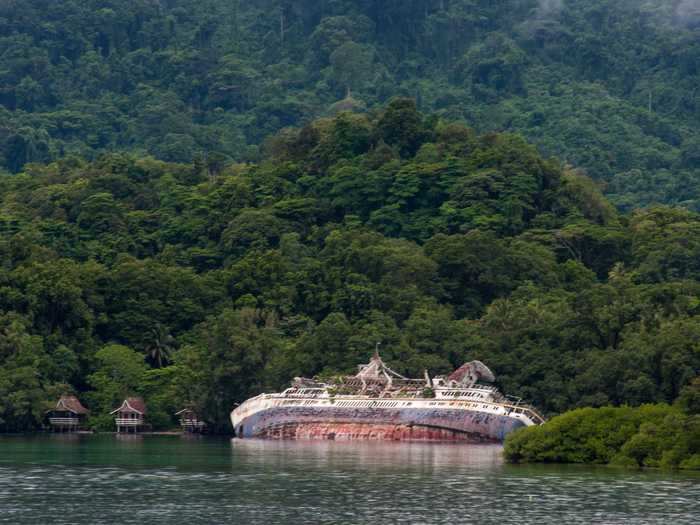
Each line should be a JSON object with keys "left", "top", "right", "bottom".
{"left": 2, "top": 99, "right": 700, "bottom": 432}
{"left": 0, "top": 1, "right": 699, "bottom": 439}
{"left": 2, "top": 0, "right": 700, "bottom": 209}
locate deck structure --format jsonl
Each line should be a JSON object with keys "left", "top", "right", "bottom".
{"left": 111, "top": 397, "right": 147, "bottom": 433}
{"left": 175, "top": 408, "right": 207, "bottom": 433}
{"left": 46, "top": 395, "right": 89, "bottom": 432}
{"left": 232, "top": 351, "right": 545, "bottom": 441}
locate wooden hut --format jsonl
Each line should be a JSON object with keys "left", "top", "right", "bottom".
{"left": 175, "top": 408, "right": 206, "bottom": 433}
{"left": 111, "top": 397, "right": 147, "bottom": 433}
{"left": 47, "top": 395, "right": 89, "bottom": 432}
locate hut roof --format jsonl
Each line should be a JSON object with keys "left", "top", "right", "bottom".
{"left": 50, "top": 395, "right": 89, "bottom": 415}
{"left": 110, "top": 397, "right": 147, "bottom": 415}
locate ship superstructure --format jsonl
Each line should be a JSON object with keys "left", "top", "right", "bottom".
{"left": 231, "top": 351, "right": 544, "bottom": 442}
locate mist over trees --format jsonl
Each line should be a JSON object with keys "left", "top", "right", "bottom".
{"left": 1, "top": 0, "right": 699, "bottom": 209}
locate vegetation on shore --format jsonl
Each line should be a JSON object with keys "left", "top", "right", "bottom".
{"left": 0, "top": 100, "right": 699, "bottom": 433}
{"left": 2, "top": 1, "right": 699, "bottom": 464}
{"left": 504, "top": 379, "right": 700, "bottom": 469}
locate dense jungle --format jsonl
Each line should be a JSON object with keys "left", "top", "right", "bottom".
{"left": 2, "top": 0, "right": 700, "bottom": 209}
{"left": 0, "top": 1, "right": 699, "bottom": 448}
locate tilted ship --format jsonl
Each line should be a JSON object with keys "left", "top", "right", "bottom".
{"left": 231, "top": 350, "right": 545, "bottom": 442}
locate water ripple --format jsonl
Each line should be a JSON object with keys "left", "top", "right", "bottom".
{"left": 0, "top": 436, "right": 698, "bottom": 524}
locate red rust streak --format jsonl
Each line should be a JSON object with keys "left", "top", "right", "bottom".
{"left": 256, "top": 422, "right": 496, "bottom": 442}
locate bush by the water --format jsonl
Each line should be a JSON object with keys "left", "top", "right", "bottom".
{"left": 504, "top": 404, "right": 700, "bottom": 469}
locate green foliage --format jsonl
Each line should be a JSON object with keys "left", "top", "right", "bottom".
{"left": 3, "top": 1, "right": 700, "bottom": 434}
{"left": 176, "top": 308, "right": 286, "bottom": 431}
{"left": 504, "top": 405, "right": 700, "bottom": 470}
{"left": 1, "top": 1, "right": 699, "bottom": 209}
{"left": 0, "top": 313, "right": 74, "bottom": 431}
{"left": 0, "top": 104, "right": 699, "bottom": 432}
{"left": 676, "top": 378, "right": 700, "bottom": 415}
{"left": 87, "top": 344, "right": 147, "bottom": 430}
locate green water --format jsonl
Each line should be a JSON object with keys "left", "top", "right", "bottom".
{"left": 0, "top": 435, "right": 698, "bottom": 524}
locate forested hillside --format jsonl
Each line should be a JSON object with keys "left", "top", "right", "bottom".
{"left": 2, "top": 0, "right": 700, "bottom": 209}
{"left": 1, "top": 100, "right": 699, "bottom": 431}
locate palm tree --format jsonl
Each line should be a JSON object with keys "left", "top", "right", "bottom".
{"left": 146, "top": 323, "right": 176, "bottom": 368}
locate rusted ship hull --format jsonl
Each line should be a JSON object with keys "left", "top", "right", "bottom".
{"left": 233, "top": 406, "right": 526, "bottom": 442}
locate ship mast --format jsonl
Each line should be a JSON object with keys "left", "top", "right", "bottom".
{"left": 355, "top": 343, "right": 407, "bottom": 392}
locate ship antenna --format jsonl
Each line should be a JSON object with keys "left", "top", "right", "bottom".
{"left": 374, "top": 342, "right": 381, "bottom": 359}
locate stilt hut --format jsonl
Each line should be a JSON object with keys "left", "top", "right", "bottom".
{"left": 175, "top": 408, "right": 206, "bottom": 433}
{"left": 47, "top": 395, "right": 89, "bottom": 432}
{"left": 111, "top": 397, "right": 147, "bottom": 433}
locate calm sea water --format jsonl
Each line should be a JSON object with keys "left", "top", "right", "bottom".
{"left": 0, "top": 435, "right": 698, "bottom": 524}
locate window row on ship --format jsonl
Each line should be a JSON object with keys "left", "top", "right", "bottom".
{"left": 436, "top": 390, "right": 487, "bottom": 399}
{"left": 281, "top": 389, "right": 490, "bottom": 400}
{"left": 268, "top": 398, "right": 503, "bottom": 411}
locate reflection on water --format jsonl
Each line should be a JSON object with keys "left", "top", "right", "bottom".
{"left": 232, "top": 438, "right": 504, "bottom": 471}
{"left": 0, "top": 435, "right": 698, "bottom": 524}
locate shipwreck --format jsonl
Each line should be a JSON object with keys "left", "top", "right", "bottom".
{"left": 231, "top": 351, "right": 544, "bottom": 442}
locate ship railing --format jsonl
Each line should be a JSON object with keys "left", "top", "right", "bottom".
{"left": 469, "top": 384, "right": 500, "bottom": 392}
{"left": 257, "top": 391, "right": 546, "bottom": 423}
{"left": 435, "top": 384, "right": 500, "bottom": 395}
{"left": 525, "top": 406, "right": 546, "bottom": 424}
{"left": 503, "top": 404, "right": 546, "bottom": 425}
{"left": 390, "top": 379, "right": 427, "bottom": 387}
{"left": 278, "top": 392, "right": 328, "bottom": 399}
{"left": 503, "top": 394, "right": 546, "bottom": 424}
{"left": 242, "top": 393, "right": 269, "bottom": 405}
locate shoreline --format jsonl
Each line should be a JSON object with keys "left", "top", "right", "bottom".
{"left": 0, "top": 431, "right": 233, "bottom": 437}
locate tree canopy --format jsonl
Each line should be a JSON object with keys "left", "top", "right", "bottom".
{"left": 1, "top": 1, "right": 699, "bottom": 210}
{"left": 0, "top": 103, "right": 699, "bottom": 431}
